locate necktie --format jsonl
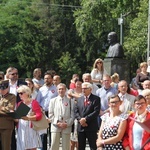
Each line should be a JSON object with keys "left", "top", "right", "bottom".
{"left": 84, "top": 97, "right": 88, "bottom": 107}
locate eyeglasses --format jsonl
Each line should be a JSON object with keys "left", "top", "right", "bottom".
{"left": 109, "top": 100, "right": 120, "bottom": 105}
{"left": 97, "top": 62, "right": 102, "bottom": 64}
{"left": 135, "top": 102, "right": 146, "bottom": 106}
{"left": 11, "top": 73, "right": 18, "bottom": 76}
{"left": 18, "top": 92, "right": 25, "bottom": 95}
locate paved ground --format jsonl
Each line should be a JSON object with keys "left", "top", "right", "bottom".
{"left": 58, "top": 143, "right": 90, "bottom": 150}
{"left": 47, "top": 140, "right": 90, "bottom": 150}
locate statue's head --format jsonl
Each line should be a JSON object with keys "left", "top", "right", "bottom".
{"left": 107, "top": 32, "right": 117, "bottom": 44}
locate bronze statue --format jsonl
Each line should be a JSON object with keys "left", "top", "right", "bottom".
{"left": 106, "top": 32, "right": 124, "bottom": 58}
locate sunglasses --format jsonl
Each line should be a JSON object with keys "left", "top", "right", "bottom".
{"left": 11, "top": 73, "right": 18, "bottom": 76}
{"left": 18, "top": 92, "right": 25, "bottom": 95}
{"left": 97, "top": 62, "right": 102, "bottom": 64}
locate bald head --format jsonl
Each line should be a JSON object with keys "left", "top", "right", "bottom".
{"left": 53, "top": 75, "right": 61, "bottom": 86}
{"left": 118, "top": 80, "right": 128, "bottom": 94}
{"left": 82, "top": 73, "right": 92, "bottom": 83}
{"left": 142, "top": 80, "right": 150, "bottom": 90}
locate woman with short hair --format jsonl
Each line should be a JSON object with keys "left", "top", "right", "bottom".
{"left": 16, "top": 85, "right": 42, "bottom": 150}
{"left": 123, "top": 95, "right": 150, "bottom": 150}
{"left": 136, "top": 62, "right": 150, "bottom": 91}
{"left": 97, "top": 95, "right": 127, "bottom": 150}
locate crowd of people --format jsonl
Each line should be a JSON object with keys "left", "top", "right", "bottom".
{"left": 0, "top": 58, "right": 150, "bottom": 150}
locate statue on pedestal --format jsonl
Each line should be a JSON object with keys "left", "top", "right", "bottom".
{"left": 106, "top": 32, "right": 124, "bottom": 58}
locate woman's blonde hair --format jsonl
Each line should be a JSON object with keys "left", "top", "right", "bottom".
{"left": 111, "top": 73, "right": 119, "bottom": 82}
{"left": 142, "top": 89, "right": 150, "bottom": 97}
{"left": 17, "top": 85, "right": 31, "bottom": 97}
{"left": 93, "top": 58, "right": 104, "bottom": 71}
{"left": 140, "top": 62, "right": 148, "bottom": 68}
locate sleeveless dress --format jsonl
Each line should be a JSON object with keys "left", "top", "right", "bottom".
{"left": 101, "top": 113, "right": 128, "bottom": 150}
{"left": 17, "top": 103, "right": 42, "bottom": 150}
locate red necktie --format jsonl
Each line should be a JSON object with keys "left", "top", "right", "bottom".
{"left": 84, "top": 97, "right": 88, "bottom": 106}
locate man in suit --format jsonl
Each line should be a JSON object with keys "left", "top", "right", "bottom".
{"left": 118, "top": 80, "right": 136, "bottom": 113}
{"left": 7, "top": 67, "right": 27, "bottom": 150}
{"left": 0, "top": 80, "right": 16, "bottom": 150}
{"left": 8, "top": 67, "right": 27, "bottom": 104}
{"left": 75, "top": 82, "right": 100, "bottom": 150}
{"left": 49, "top": 83, "right": 74, "bottom": 150}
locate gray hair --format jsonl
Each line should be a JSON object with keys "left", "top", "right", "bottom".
{"left": 82, "top": 82, "right": 92, "bottom": 89}
{"left": 17, "top": 85, "right": 31, "bottom": 97}
{"left": 57, "top": 83, "right": 66, "bottom": 90}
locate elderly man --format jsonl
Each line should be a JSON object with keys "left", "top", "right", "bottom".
{"left": 75, "top": 82, "right": 100, "bottom": 150}
{"left": 138, "top": 80, "right": 150, "bottom": 95}
{"left": 0, "top": 80, "right": 16, "bottom": 150}
{"left": 49, "top": 83, "right": 74, "bottom": 150}
{"left": 82, "top": 73, "right": 99, "bottom": 95}
{"left": 142, "top": 80, "right": 150, "bottom": 90}
{"left": 118, "top": 80, "right": 136, "bottom": 113}
{"left": 53, "top": 75, "right": 61, "bottom": 86}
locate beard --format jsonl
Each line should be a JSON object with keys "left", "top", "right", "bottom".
{"left": 37, "top": 74, "right": 41, "bottom": 78}
{"left": 45, "top": 82, "right": 52, "bottom": 86}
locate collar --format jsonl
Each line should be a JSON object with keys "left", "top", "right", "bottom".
{"left": 103, "top": 86, "right": 111, "bottom": 91}
{"left": 2, "top": 92, "right": 9, "bottom": 98}
{"left": 118, "top": 93, "right": 127, "bottom": 100}
{"left": 58, "top": 95, "right": 65, "bottom": 100}
{"left": 84, "top": 94, "right": 91, "bottom": 99}
{"left": 9, "top": 81, "right": 17, "bottom": 86}
{"left": 135, "top": 110, "right": 147, "bottom": 122}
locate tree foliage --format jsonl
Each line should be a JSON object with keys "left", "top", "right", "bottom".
{"left": 56, "top": 51, "right": 81, "bottom": 86}
{"left": 0, "top": 0, "right": 149, "bottom": 82}
{"left": 74, "top": 0, "right": 148, "bottom": 75}
{"left": 124, "top": 0, "right": 148, "bottom": 63}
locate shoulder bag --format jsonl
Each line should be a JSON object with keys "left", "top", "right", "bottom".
{"left": 32, "top": 111, "right": 49, "bottom": 131}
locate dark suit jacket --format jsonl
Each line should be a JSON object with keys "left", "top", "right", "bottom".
{"left": 16, "top": 80, "right": 27, "bottom": 103}
{"left": 74, "top": 93, "right": 100, "bottom": 132}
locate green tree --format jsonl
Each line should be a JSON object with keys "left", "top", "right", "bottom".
{"left": 0, "top": 0, "right": 82, "bottom": 78}
{"left": 56, "top": 51, "right": 81, "bottom": 86}
{"left": 124, "top": 0, "right": 148, "bottom": 63}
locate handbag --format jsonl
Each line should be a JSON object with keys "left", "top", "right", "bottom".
{"left": 32, "top": 112, "right": 49, "bottom": 131}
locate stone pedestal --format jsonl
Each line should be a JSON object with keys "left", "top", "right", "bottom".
{"left": 104, "top": 58, "right": 130, "bottom": 83}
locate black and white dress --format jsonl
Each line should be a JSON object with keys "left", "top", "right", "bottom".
{"left": 101, "top": 113, "right": 128, "bottom": 150}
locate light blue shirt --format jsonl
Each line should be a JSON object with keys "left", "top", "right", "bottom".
{"left": 133, "top": 122, "right": 143, "bottom": 150}
{"left": 36, "top": 85, "right": 58, "bottom": 111}
{"left": 96, "top": 86, "right": 118, "bottom": 111}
